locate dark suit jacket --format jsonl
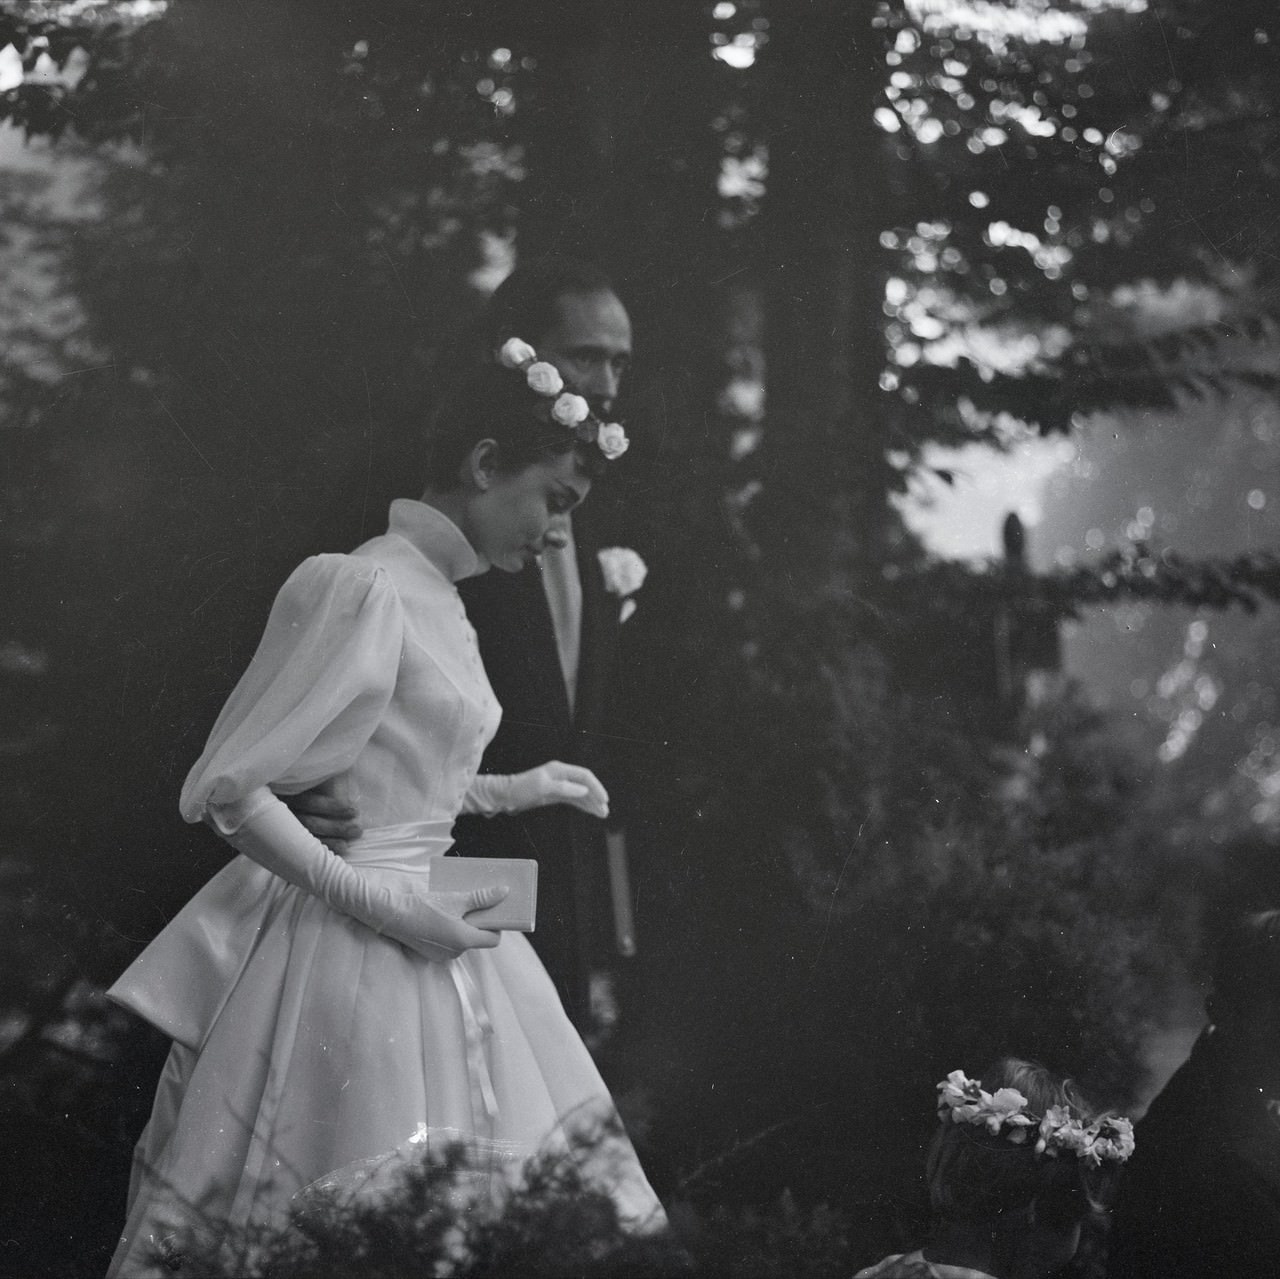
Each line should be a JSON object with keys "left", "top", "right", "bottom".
{"left": 1106, "top": 1028, "right": 1280, "bottom": 1278}
{"left": 454, "top": 510, "right": 624, "bottom": 1027}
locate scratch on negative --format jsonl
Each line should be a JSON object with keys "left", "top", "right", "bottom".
{"left": 155, "top": 394, "right": 216, "bottom": 472}
{"left": 813, "top": 819, "right": 866, "bottom": 965}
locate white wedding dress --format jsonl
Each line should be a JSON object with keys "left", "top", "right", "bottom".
{"left": 106, "top": 499, "right": 663, "bottom": 1277}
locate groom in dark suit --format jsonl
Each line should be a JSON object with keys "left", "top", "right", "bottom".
{"left": 292, "top": 257, "right": 637, "bottom": 1035}
{"left": 452, "top": 258, "right": 635, "bottom": 1033}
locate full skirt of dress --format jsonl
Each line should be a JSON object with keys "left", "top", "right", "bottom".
{"left": 107, "top": 844, "right": 663, "bottom": 1277}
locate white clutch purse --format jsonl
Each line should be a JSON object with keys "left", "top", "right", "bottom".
{"left": 429, "top": 856, "right": 538, "bottom": 932}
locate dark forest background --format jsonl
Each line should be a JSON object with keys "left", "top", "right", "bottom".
{"left": 4, "top": 1, "right": 1280, "bottom": 1274}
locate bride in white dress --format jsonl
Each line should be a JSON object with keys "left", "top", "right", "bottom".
{"left": 106, "top": 349, "right": 661, "bottom": 1276}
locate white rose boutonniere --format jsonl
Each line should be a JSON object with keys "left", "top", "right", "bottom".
{"left": 598, "top": 546, "right": 648, "bottom": 623}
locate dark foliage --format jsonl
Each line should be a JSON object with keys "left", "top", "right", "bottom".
{"left": 0, "top": 0, "right": 1275, "bottom": 1271}
{"left": 173, "top": 1128, "right": 856, "bottom": 1279}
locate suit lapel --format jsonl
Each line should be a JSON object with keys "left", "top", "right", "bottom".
{"left": 460, "top": 561, "right": 571, "bottom": 740}
{"left": 573, "top": 523, "right": 619, "bottom": 740}
{"left": 521, "top": 560, "right": 573, "bottom": 735}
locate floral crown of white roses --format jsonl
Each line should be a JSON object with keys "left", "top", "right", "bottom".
{"left": 496, "top": 337, "right": 629, "bottom": 461}
{"left": 936, "top": 1070, "right": 1135, "bottom": 1168}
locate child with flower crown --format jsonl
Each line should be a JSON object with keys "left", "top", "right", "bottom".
{"left": 104, "top": 348, "right": 661, "bottom": 1276}
{"left": 855, "top": 1058, "right": 1133, "bottom": 1279}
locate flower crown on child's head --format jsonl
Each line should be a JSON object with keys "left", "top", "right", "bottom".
{"left": 496, "top": 337, "right": 629, "bottom": 460}
{"left": 936, "top": 1070, "right": 1135, "bottom": 1167}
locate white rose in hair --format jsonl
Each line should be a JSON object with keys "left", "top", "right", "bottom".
{"left": 598, "top": 547, "right": 648, "bottom": 600}
{"left": 551, "top": 392, "right": 589, "bottom": 426}
{"left": 597, "top": 422, "right": 630, "bottom": 460}
{"left": 526, "top": 361, "right": 564, "bottom": 396}
{"left": 498, "top": 337, "right": 537, "bottom": 370}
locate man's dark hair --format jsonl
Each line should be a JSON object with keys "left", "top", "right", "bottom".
{"left": 479, "top": 256, "right": 618, "bottom": 354}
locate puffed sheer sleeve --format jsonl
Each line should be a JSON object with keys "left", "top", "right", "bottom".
{"left": 179, "top": 554, "right": 403, "bottom": 834}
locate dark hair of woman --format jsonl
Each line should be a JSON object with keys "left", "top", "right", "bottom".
{"left": 423, "top": 361, "right": 609, "bottom": 489}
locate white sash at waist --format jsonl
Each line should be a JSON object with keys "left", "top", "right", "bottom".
{"left": 342, "top": 819, "right": 454, "bottom": 871}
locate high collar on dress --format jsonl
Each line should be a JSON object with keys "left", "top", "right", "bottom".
{"left": 388, "top": 499, "right": 482, "bottom": 583}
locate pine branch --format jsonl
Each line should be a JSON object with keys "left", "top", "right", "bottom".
{"left": 891, "top": 546, "right": 1280, "bottom": 620}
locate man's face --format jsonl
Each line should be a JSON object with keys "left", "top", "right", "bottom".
{"left": 535, "top": 289, "right": 632, "bottom": 418}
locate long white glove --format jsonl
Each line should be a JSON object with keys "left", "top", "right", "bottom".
{"left": 463, "top": 761, "right": 610, "bottom": 820}
{"left": 219, "top": 790, "right": 505, "bottom": 963}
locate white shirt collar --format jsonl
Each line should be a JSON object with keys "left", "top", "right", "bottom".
{"left": 387, "top": 499, "right": 482, "bottom": 583}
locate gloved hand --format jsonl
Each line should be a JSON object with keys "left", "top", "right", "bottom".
{"left": 218, "top": 788, "right": 505, "bottom": 962}
{"left": 463, "top": 761, "right": 610, "bottom": 820}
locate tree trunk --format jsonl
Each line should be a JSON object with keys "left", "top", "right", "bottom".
{"left": 755, "top": 0, "right": 889, "bottom": 587}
